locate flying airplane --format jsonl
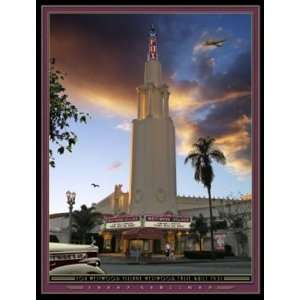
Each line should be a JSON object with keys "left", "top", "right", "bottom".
{"left": 91, "top": 183, "right": 100, "bottom": 188}
{"left": 204, "top": 39, "right": 226, "bottom": 47}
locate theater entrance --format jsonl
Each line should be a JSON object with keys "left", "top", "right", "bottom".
{"left": 153, "top": 239, "right": 161, "bottom": 254}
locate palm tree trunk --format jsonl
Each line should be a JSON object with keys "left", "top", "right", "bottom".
{"left": 199, "top": 237, "right": 202, "bottom": 252}
{"left": 208, "top": 187, "right": 215, "bottom": 259}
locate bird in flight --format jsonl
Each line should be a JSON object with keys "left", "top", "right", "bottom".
{"left": 204, "top": 39, "right": 226, "bottom": 47}
{"left": 91, "top": 183, "right": 100, "bottom": 188}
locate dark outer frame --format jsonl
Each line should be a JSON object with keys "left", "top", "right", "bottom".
{"left": 37, "top": 1, "right": 263, "bottom": 296}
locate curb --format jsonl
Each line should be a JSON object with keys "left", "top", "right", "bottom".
{"left": 101, "top": 258, "right": 251, "bottom": 265}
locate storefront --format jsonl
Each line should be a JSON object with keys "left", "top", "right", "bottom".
{"left": 122, "top": 227, "right": 164, "bottom": 256}
{"left": 99, "top": 214, "right": 191, "bottom": 255}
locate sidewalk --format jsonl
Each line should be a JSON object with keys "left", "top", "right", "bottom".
{"left": 98, "top": 253, "right": 251, "bottom": 265}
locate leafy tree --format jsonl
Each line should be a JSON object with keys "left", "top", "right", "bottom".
{"left": 49, "top": 58, "right": 90, "bottom": 167}
{"left": 211, "top": 216, "right": 227, "bottom": 231}
{"left": 71, "top": 205, "right": 102, "bottom": 244}
{"left": 190, "top": 214, "right": 208, "bottom": 251}
{"left": 219, "top": 204, "right": 250, "bottom": 256}
{"left": 184, "top": 137, "right": 226, "bottom": 258}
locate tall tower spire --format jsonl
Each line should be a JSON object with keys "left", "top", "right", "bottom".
{"left": 147, "top": 24, "right": 158, "bottom": 61}
{"left": 129, "top": 26, "right": 177, "bottom": 215}
{"left": 144, "top": 25, "right": 162, "bottom": 87}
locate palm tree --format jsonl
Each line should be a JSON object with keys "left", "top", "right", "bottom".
{"left": 72, "top": 204, "right": 102, "bottom": 244}
{"left": 190, "top": 214, "right": 208, "bottom": 251}
{"left": 184, "top": 137, "right": 226, "bottom": 258}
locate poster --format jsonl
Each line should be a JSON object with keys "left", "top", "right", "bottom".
{"left": 37, "top": 0, "right": 263, "bottom": 296}
{"left": 214, "top": 234, "right": 225, "bottom": 251}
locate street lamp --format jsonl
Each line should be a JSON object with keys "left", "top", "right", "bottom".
{"left": 66, "top": 190, "right": 76, "bottom": 243}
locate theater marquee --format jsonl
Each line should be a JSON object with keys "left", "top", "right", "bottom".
{"left": 143, "top": 215, "right": 191, "bottom": 229}
{"left": 104, "top": 216, "right": 142, "bottom": 230}
{"left": 103, "top": 215, "right": 191, "bottom": 230}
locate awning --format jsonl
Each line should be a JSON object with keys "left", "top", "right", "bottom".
{"left": 122, "top": 227, "right": 164, "bottom": 240}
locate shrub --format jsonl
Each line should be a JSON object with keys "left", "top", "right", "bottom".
{"left": 184, "top": 251, "right": 225, "bottom": 259}
{"left": 50, "top": 235, "right": 59, "bottom": 243}
{"left": 225, "top": 244, "right": 235, "bottom": 256}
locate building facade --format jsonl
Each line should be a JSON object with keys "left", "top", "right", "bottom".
{"left": 93, "top": 184, "right": 252, "bottom": 257}
{"left": 49, "top": 26, "right": 252, "bottom": 258}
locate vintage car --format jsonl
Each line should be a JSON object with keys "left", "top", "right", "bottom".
{"left": 49, "top": 262, "right": 105, "bottom": 275}
{"left": 49, "top": 242, "right": 105, "bottom": 274}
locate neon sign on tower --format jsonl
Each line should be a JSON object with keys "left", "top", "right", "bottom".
{"left": 147, "top": 24, "right": 158, "bottom": 61}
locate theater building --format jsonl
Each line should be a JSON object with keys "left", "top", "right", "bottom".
{"left": 95, "top": 184, "right": 251, "bottom": 256}
{"left": 50, "top": 26, "right": 252, "bottom": 257}
{"left": 94, "top": 27, "right": 252, "bottom": 256}
{"left": 100, "top": 213, "right": 191, "bottom": 255}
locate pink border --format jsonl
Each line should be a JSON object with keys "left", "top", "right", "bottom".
{"left": 41, "top": 5, "right": 261, "bottom": 294}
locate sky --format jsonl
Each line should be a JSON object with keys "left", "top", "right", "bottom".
{"left": 49, "top": 13, "right": 252, "bottom": 214}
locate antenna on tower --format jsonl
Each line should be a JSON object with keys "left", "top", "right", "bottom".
{"left": 149, "top": 24, "right": 157, "bottom": 37}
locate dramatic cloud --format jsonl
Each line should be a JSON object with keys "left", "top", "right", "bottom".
{"left": 169, "top": 80, "right": 202, "bottom": 115}
{"left": 50, "top": 14, "right": 186, "bottom": 118}
{"left": 201, "top": 51, "right": 251, "bottom": 100}
{"left": 115, "top": 121, "right": 131, "bottom": 132}
{"left": 50, "top": 14, "right": 252, "bottom": 176}
{"left": 107, "top": 161, "right": 122, "bottom": 171}
{"left": 170, "top": 50, "right": 252, "bottom": 176}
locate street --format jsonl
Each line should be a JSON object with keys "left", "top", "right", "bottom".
{"left": 101, "top": 261, "right": 251, "bottom": 275}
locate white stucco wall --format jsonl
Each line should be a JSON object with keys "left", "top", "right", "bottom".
{"left": 95, "top": 192, "right": 114, "bottom": 214}
{"left": 129, "top": 117, "right": 177, "bottom": 214}
{"left": 49, "top": 214, "right": 70, "bottom": 243}
{"left": 129, "top": 56, "right": 177, "bottom": 214}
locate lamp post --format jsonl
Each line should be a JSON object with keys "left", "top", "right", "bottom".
{"left": 66, "top": 191, "right": 76, "bottom": 243}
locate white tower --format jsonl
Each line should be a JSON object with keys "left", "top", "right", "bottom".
{"left": 129, "top": 25, "right": 177, "bottom": 214}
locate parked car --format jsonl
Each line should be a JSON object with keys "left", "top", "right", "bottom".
{"left": 49, "top": 242, "right": 104, "bottom": 274}
{"left": 79, "top": 257, "right": 102, "bottom": 267}
{"left": 50, "top": 262, "right": 105, "bottom": 275}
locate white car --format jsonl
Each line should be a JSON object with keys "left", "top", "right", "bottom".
{"left": 50, "top": 262, "right": 105, "bottom": 275}
{"left": 49, "top": 242, "right": 105, "bottom": 274}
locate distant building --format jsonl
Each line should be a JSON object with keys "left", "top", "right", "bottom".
{"left": 49, "top": 213, "right": 69, "bottom": 243}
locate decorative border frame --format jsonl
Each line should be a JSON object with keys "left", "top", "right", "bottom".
{"left": 38, "top": 4, "right": 263, "bottom": 295}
